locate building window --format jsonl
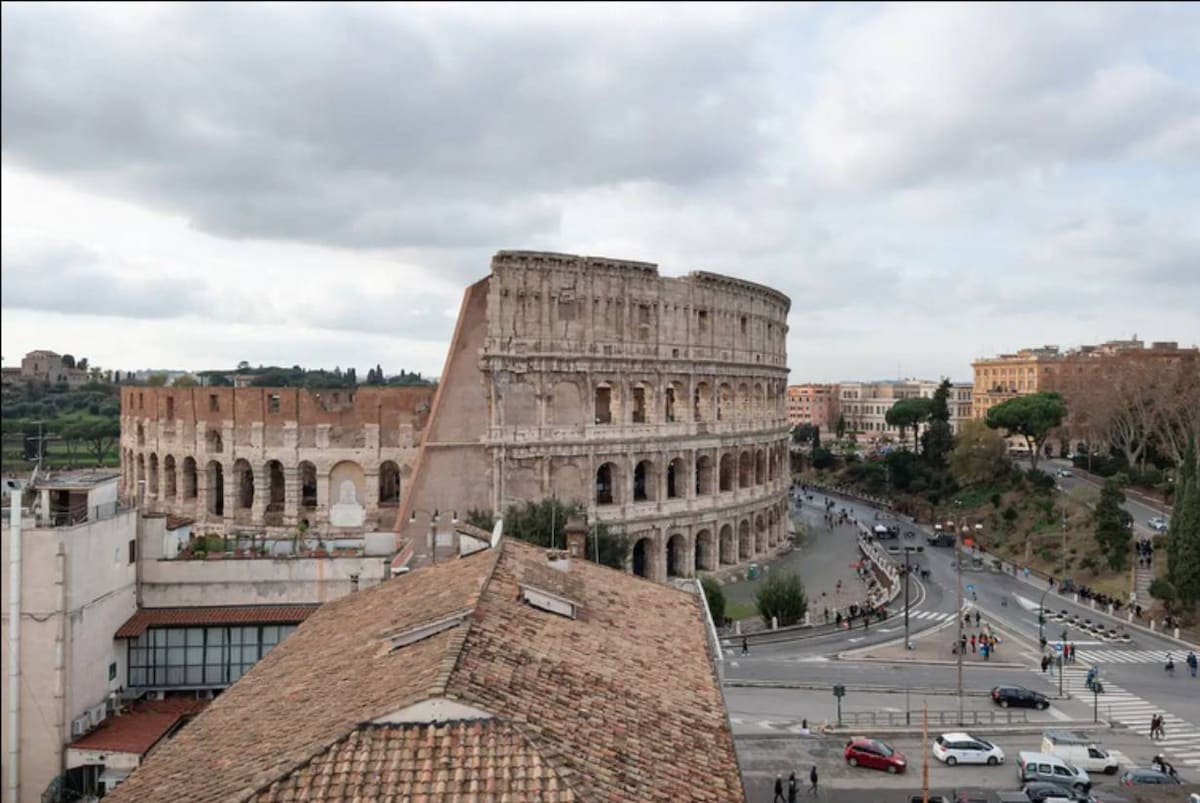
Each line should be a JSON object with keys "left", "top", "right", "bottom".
{"left": 740, "top": 315, "right": 747, "bottom": 335}
{"left": 127, "top": 624, "right": 299, "bottom": 689}
{"left": 166, "top": 396, "right": 174, "bottom": 420}
{"left": 697, "top": 309, "right": 709, "bottom": 333}
{"left": 268, "top": 394, "right": 281, "bottom": 414}
{"left": 109, "top": 662, "right": 117, "bottom": 682}
{"left": 209, "top": 394, "right": 219, "bottom": 412}
{"left": 128, "top": 539, "right": 136, "bottom": 565}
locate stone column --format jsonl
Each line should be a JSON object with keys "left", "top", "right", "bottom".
{"left": 222, "top": 459, "right": 236, "bottom": 526}
{"left": 251, "top": 463, "right": 268, "bottom": 524}
{"left": 363, "top": 468, "right": 380, "bottom": 527}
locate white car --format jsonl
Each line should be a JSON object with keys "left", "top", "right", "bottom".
{"left": 933, "top": 732, "right": 1005, "bottom": 766}
{"left": 1055, "top": 469, "right": 1073, "bottom": 478}
{"left": 1149, "top": 517, "right": 1169, "bottom": 533}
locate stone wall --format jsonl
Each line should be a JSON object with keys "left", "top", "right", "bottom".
{"left": 399, "top": 250, "right": 793, "bottom": 582}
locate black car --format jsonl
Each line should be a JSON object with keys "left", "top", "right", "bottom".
{"left": 1119, "top": 768, "right": 1181, "bottom": 786}
{"left": 991, "top": 685, "right": 1049, "bottom": 710}
{"left": 1023, "top": 782, "right": 1084, "bottom": 802}
{"left": 927, "top": 533, "right": 956, "bottom": 547}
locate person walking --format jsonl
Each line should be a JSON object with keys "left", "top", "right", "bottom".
{"left": 1041, "top": 655, "right": 1049, "bottom": 674}
{"left": 774, "top": 774, "right": 786, "bottom": 803}
{"left": 970, "top": 634, "right": 977, "bottom": 653}
{"left": 974, "top": 610, "right": 981, "bottom": 627}
{"left": 788, "top": 771, "right": 798, "bottom": 803}
{"left": 741, "top": 637, "right": 749, "bottom": 656}
{"left": 809, "top": 765, "right": 819, "bottom": 796}
{"left": 1187, "top": 651, "right": 1197, "bottom": 678}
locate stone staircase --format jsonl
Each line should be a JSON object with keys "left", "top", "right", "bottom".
{"left": 1134, "top": 557, "right": 1155, "bottom": 603}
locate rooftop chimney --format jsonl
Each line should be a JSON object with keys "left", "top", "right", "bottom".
{"left": 565, "top": 517, "right": 588, "bottom": 559}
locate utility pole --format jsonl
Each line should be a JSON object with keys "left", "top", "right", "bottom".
{"left": 956, "top": 516, "right": 964, "bottom": 726}
{"left": 1061, "top": 506, "right": 1067, "bottom": 580}
{"left": 904, "top": 548, "right": 911, "bottom": 650}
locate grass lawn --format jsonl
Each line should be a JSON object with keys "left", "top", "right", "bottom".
{"left": 726, "top": 601, "right": 759, "bottom": 623}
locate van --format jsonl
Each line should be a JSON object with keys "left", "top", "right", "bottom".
{"left": 1041, "top": 730, "right": 1119, "bottom": 775}
{"left": 1016, "top": 751, "right": 1090, "bottom": 793}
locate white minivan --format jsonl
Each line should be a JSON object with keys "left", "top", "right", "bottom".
{"left": 1016, "top": 751, "right": 1091, "bottom": 794}
{"left": 1041, "top": 731, "right": 1119, "bottom": 775}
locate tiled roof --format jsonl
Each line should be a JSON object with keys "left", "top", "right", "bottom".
{"left": 257, "top": 720, "right": 576, "bottom": 802}
{"left": 108, "top": 539, "right": 745, "bottom": 803}
{"left": 68, "top": 698, "right": 207, "bottom": 756}
{"left": 115, "top": 605, "right": 319, "bottom": 638}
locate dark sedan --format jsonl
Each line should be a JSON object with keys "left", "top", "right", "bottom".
{"left": 991, "top": 685, "right": 1049, "bottom": 710}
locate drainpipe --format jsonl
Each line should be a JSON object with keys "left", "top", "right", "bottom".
{"left": 6, "top": 479, "right": 26, "bottom": 803}
{"left": 54, "top": 543, "right": 67, "bottom": 783}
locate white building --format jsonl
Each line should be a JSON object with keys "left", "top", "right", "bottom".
{"left": 838, "top": 379, "right": 973, "bottom": 444}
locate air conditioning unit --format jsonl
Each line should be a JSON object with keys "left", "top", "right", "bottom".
{"left": 89, "top": 703, "right": 107, "bottom": 727}
{"left": 71, "top": 716, "right": 91, "bottom": 737}
{"left": 145, "top": 690, "right": 166, "bottom": 701}
{"left": 195, "top": 689, "right": 215, "bottom": 700}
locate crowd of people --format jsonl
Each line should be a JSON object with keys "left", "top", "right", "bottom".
{"left": 1135, "top": 536, "right": 1155, "bottom": 568}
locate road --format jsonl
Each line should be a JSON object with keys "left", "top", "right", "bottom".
{"left": 731, "top": 487, "right": 1200, "bottom": 800}
{"left": 1031, "top": 458, "right": 1169, "bottom": 537}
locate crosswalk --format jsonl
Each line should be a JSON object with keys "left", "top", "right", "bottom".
{"left": 909, "top": 610, "right": 957, "bottom": 621}
{"left": 1062, "top": 666, "right": 1200, "bottom": 768}
{"left": 1075, "top": 648, "right": 1181, "bottom": 665}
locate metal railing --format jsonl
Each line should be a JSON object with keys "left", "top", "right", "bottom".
{"left": 839, "top": 709, "right": 1029, "bottom": 727}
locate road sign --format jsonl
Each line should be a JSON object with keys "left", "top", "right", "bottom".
{"left": 832, "top": 684, "right": 846, "bottom": 698}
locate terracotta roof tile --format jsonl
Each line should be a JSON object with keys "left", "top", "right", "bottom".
{"left": 68, "top": 698, "right": 208, "bottom": 756}
{"left": 108, "top": 540, "right": 743, "bottom": 802}
{"left": 115, "top": 605, "right": 319, "bottom": 638}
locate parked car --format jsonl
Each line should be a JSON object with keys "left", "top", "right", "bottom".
{"left": 1119, "top": 768, "right": 1181, "bottom": 786}
{"left": 992, "top": 686, "right": 1050, "bottom": 710}
{"left": 928, "top": 533, "right": 957, "bottom": 547}
{"left": 934, "top": 732, "right": 1006, "bottom": 766}
{"left": 844, "top": 737, "right": 907, "bottom": 773}
{"left": 1017, "top": 751, "right": 1090, "bottom": 794}
{"left": 1148, "top": 516, "right": 1169, "bottom": 533}
{"left": 1022, "top": 781, "right": 1082, "bottom": 802}
{"left": 1040, "top": 731, "right": 1119, "bottom": 775}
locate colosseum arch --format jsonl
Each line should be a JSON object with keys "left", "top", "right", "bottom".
{"left": 502, "top": 379, "right": 538, "bottom": 427}
{"left": 663, "top": 381, "right": 683, "bottom": 423}
{"left": 738, "top": 520, "right": 751, "bottom": 560}
{"left": 754, "top": 382, "right": 765, "bottom": 415}
{"left": 631, "top": 535, "right": 652, "bottom": 578}
{"left": 738, "top": 451, "right": 753, "bottom": 488}
{"left": 695, "top": 454, "right": 714, "bottom": 496}
{"left": 328, "top": 461, "right": 366, "bottom": 514}
{"left": 755, "top": 514, "right": 766, "bottom": 553}
{"left": 666, "top": 532, "right": 687, "bottom": 578}
{"left": 163, "top": 455, "right": 177, "bottom": 499}
{"left": 768, "top": 508, "right": 778, "bottom": 546}
{"left": 736, "top": 383, "right": 750, "bottom": 418}
{"left": 550, "top": 461, "right": 585, "bottom": 503}
{"left": 233, "top": 459, "right": 254, "bottom": 510}
{"left": 136, "top": 422, "right": 145, "bottom": 447}
{"left": 633, "top": 459, "right": 657, "bottom": 503}
{"left": 548, "top": 379, "right": 583, "bottom": 426}
{"left": 666, "top": 457, "right": 686, "bottom": 499}
{"left": 694, "top": 382, "right": 712, "bottom": 422}
{"left": 595, "top": 462, "right": 618, "bottom": 506}
{"left": 135, "top": 454, "right": 146, "bottom": 493}
{"left": 379, "top": 460, "right": 401, "bottom": 506}
{"left": 594, "top": 382, "right": 616, "bottom": 425}
{"left": 630, "top": 382, "right": 651, "bottom": 425}
{"left": 206, "top": 460, "right": 224, "bottom": 516}
{"left": 148, "top": 454, "right": 159, "bottom": 499}
{"left": 694, "top": 528, "right": 715, "bottom": 572}
{"left": 755, "top": 448, "right": 766, "bottom": 485}
{"left": 718, "top": 453, "right": 734, "bottom": 492}
{"left": 206, "top": 427, "right": 223, "bottom": 454}
{"left": 299, "top": 461, "right": 318, "bottom": 511}
{"left": 182, "top": 457, "right": 197, "bottom": 499}
{"left": 716, "top": 383, "right": 733, "bottom": 422}
{"left": 265, "top": 460, "right": 285, "bottom": 522}
{"left": 719, "top": 524, "right": 735, "bottom": 565}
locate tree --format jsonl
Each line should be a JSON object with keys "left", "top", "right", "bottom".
{"left": 174, "top": 374, "right": 199, "bottom": 387}
{"left": 984, "top": 392, "right": 1067, "bottom": 472}
{"left": 1093, "top": 479, "right": 1131, "bottom": 571}
{"left": 701, "top": 576, "right": 726, "bottom": 627}
{"left": 146, "top": 373, "right": 168, "bottom": 387}
{"left": 1166, "top": 438, "right": 1200, "bottom": 613}
{"left": 501, "top": 498, "right": 629, "bottom": 570}
{"left": 754, "top": 572, "right": 808, "bottom": 627}
{"left": 949, "top": 420, "right": 1010, "bottom": 486}
{"left": 77, "top": 357, "right": 88, "bottom": 371}
{"left": 465, "top": 508, "right": 496, "bottom": 531}
{"left": 812, "top": 426, "right": 821, "bottom": 451}
{"left": 835, "top": 414, "right": 846, "bottom": 440}
{"left": 62, "top": 354, "right": 76, "bottom": 369}
{"left": 59, "top": 414, "right": 120, "bottom": 464}
{"left": 886, "top": 397, "right": 934, "bottom": 453}
{"left": 791, "top": 424, "right": 818, "bottom": 445}
{"left": 921, "top": 380, "right": 955, "bottom": 468}
{"left": 236, "top": 361, "right": 251, "bottom": 371}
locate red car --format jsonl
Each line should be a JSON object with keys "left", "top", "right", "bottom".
{"left": 844, "top": 737, "right": 908, "bottom": 773}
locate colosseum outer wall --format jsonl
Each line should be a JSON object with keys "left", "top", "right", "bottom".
{"left": 120, "top": 385, "right": 434, "bottom": 536}
{"left": 399, "top": 250, "right": 793, "bottom": 583}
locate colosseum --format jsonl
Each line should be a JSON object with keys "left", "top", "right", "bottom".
{"left": 397, "top": 250, "right": 792, "bottom": 582}
{"left": 119, "top": 386, "right": 434, "bottom": 535}
{"left": 120, "top": 250, "right": 792, "bottom": 583}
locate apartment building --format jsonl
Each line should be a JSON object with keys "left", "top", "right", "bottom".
{"left": 786, "top": 383, "right": 840, "bottom": 431}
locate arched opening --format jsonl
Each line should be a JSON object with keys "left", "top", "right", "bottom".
{"left": 633, "top": 460, "right": 656, "bottom": 502}
{"left": 594, "top": 384, "right": 613, "bottom": 425}
{"left": 233, "top": 459, "right": 254, "bottom": 510}
{"left": 206, "top": 428, "right": 223, "bottom": 454}
{"left": 738, "top": 451, "right": 753, "bottom": 488}
{"left": 667, "top": 533, "right": 686, "bottom": 577}
{"left": 768, "top": 445, "right": 778, "bottom": 481}
{"left": 719, "top": 524, "right": 735, "bottom": 565}
{"left": 299, "top": 462, "right": 317, "bottom": 510}
{"left": 695, "top": 455, "right": 714, "bottom": 496}
{"left": 754, "top": 382, "right": 765, "bottom": 415}
{"left": 695, "top": 529, "right": 715, "bottom": 572}
{"left": 694, "top": 382, "right": 711, "bottom": 422}
{"left": 737, "top": 383, "right": 750, "bottom": 418}
{"left": 632, "top": 537, "right": 650, "bottom": 578}
{"left": 182, "top": 457, "right": 197, "bottom": 499}
{"left": 379, "top": 460, "right": 401, "bottom": 506}
{"left": 136, "top": 454, "right": 146, "bottom": 493}
{"left": 266, "top": 460, "right": 285, "bottom": 523}
{"left": 148, "top": 453, "right": 159, "bottom": 499}
{"left": 755, "top": 515, "right": 766, "bottom": 553}
{"left": 596, "top": 463, "right": 616, "bottom": 505}
{"left": 738, "top": 520, "right": 751, "bottom": 560}
{"left": 768, "top": 508, "right": 779, "bottom": 546}
{"left": 163, "top": 455, "right": 177, "bottom": 499}
{"left": 719, "top": 453, "right": 734, "bottom": 492}
{"left": 206, "top": 461, "right": 224, "bottom": 516}
{"left": 755, "top": 449, "right": 766, "bottom": 485}
{"left": 717, "top": 383, "right": 733, "bottom": 422}
{"left": 664, "top": 385, "right": 677, "bottom": 423}
{"left": 137, "top": 422, "right": 145, "bottom": 447}
{"left": 630, "top": 384, "right": 648, "bottom": 424}
{"left": 666, "top": 457, "right": 685, "bottom": 499}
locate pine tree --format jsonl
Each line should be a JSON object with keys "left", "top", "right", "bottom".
{"left": 1094, "top": 479, "right": 1130, "bottom": 571}
{"left": 375, "top": 364, "right": 384, "bottom": 385}
{"left": 1166, "top": 438, "right": 1200, "bottom": 613}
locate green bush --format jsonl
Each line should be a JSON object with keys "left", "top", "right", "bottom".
{"left": 1148, "top": 578, "right": 1175, "bottom": 603}
{"left": 701, "top": 576, "right": 726, "bottom": 627}
{"left": 755, "top": 572, "right": 808, "bottom": 627}
{"left": 990, "top": 493, "right": 1002, "bottom": 508}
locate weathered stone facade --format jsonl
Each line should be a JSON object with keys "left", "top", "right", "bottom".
{"left": 399, "top": 250, "right": 793, "bottom": 582}
{"left": 119, "top": 386, "right": 433, "bottom": 535}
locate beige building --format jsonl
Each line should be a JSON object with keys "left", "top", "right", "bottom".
{"left": 786, "top": 383, "right": 840, "bottom": 431}
{"left": 835, "top": 379, "right": 972, "bottom": 443}
{"left": 16, "top": 350, "right": 89, "bottom": 387}
{"left": 398, "top": 250, "right": 793, "bottom": 583}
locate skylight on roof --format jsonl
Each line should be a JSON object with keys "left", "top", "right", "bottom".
{"left": 385, "top": 611, "right": 470, "bottom": 651}
{"left": 520, "top": 585, "right": 577, "bottom": 620}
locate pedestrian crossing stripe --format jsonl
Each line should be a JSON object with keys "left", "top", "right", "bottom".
{"left": 1076, "top": 648, "right": 1188, "bottom": 664}
{"left": 909, "top": 610, "right": 956, "bottom": 621}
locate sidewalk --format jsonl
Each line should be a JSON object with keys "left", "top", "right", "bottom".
{"left": 843, "top": 611, "right": 1026, "bottom": 670}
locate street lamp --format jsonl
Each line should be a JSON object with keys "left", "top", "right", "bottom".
{"left": 900, "top": 545, "right": 922, "bottom": 652}
{"left": 409, "top": 508, "right": 458, "bottom": 564}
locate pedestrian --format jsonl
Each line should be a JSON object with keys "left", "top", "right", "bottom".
{"left": 1187, "top": 651, "right": 1197, "bottom": 678}
{"left": 741, "top": 637, "right": 749, "bottom": 656}
{"left": 1041, "top": 655, "right": 1049, "bottom": 674}
{"left": 974, "top": 610, "right": 981, "bottom": 627}
{"left": 774, "top": 774, "right": 786, "bottom": 803}
{"left": 809, "top": 765, "right": 819, "bottom": 796}
{"left": 970, "top": 634, "right": 977, "bottom": 653}
{"left": 863, "top": 615, "right": 869, "bottom": 631}
{"left": 981, "top": 643, "right": 989, "bottom": 661}
{"left": 788, "top": 771, "right": 798, "bottom": 803}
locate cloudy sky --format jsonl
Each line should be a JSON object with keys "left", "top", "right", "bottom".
{"left": 2, "top": 2, "right": 1198, "bottom": 382}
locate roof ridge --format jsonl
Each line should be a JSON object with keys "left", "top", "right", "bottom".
{"left": 492, "top": 713, "right": 592, "bottom": 803}
{"left": 426, "top": 543, "right": 506, "bottom": 699}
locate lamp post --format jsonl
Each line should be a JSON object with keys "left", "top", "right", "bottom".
{"left": 954, "top": 503, "right": 965, "bottom": 726}
{"left": 901, "top": 545, "right": 921, "bottom": 652}
{"left": 409, "top": 508, "right": 458, "bottom": 565}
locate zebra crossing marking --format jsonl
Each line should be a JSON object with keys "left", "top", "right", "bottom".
{"left": 1075, "top": 648, "right": 1179, "bottom": 665}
